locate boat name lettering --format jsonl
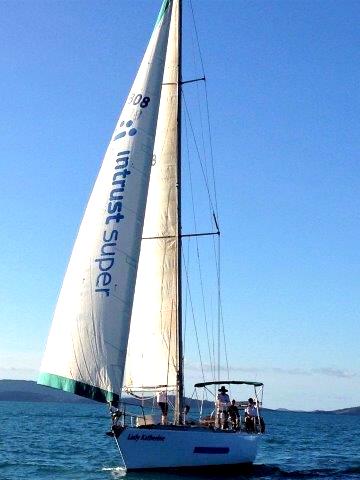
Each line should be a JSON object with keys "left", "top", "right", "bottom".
{"left": 127, "top": 433, "right": 165, "bottom": 442}
{"left": 94, "top": 150, "right": 131, "bottom": 297}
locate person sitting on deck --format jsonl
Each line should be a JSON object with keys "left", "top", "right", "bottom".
{"left": 228, "top": 399, "right": 240, "bottom": 430}
{"left": 217, "top": 385, "right": 230, "bottom": 429}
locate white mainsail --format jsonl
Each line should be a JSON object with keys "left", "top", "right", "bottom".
{"left": 38, "top": 0, "right": 173, "bottom": 403}
{"left": 124, "top": 1, "right": 179, "bottom": 393}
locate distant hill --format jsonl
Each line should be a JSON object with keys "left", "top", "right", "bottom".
{"left": 0, "top": 379, "right": 92, "bottom": 403}
{"left": 314, "top": 406, "right": 360, "bottom": 416}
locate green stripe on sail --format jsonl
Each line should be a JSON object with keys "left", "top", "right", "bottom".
{"left": 156, "top": 0, "right": 171, "bottom": 26}
{"left": 38, "top": 372, "right": 119, "bottom": 404}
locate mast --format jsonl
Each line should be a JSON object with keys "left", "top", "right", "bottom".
{"left": 175, "top": 0, "right": 184, "bottom": 423}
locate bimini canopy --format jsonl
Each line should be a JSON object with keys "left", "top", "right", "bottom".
{"left": 194, "top": 380, "right": 263, "bottom": 388}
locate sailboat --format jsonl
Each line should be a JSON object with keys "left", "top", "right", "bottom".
{"left": 38, "top": 0, "right": 265, "bottom": 471}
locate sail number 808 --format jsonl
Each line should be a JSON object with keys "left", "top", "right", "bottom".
{"left": 128, "top": 93, "right": 150, "bottom": 108}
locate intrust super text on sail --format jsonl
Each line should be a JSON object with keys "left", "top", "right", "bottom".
{"left": 94, "top": 149, "right": 131, "bottom": 297}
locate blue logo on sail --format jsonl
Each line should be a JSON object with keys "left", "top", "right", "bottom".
{"left": 113, "top": 120, "right": 137, "bottom": 141}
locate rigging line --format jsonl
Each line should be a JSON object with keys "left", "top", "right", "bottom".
{"left": 182, "top": 122, "right": 190, "bottom": 366}
{"left": 113, "top": 434, "right": 127, "bottom": 470}
{"left": 207, "top": 195, "right": 223, "bottom": 377}
{"left": 182, "top": 115, "right": 191, "bottom": 365}
{"left": 189, "top": 0, "right": 223, "bottom": 374}
{"left": 218, "top": 236, "right": 230, "bottom": 380}
{"left": 189, "top": 0, "right": 219, "bottom": 218}
{"left": 212, "top": 226, "right": 228, "bottom": 378}
{"left": 183, "top": 94, "right": 220, "bottom": 321}
{"left": 181, "top": 77, "right": 205, "bottom": 85}
{"left": 191, "top": 12, "right": 209, "bottom": 208}
{"left": 210, "top": 296, "right": 215, "bottom": 385}
{"left": 142, "top": 231, "right": 219, "bottom": 240}
{"left": 184, "top": 114, "right": 215, "bottom": 379}
{"left": 191, "top": 250, "right": 218, "bottom": 380}
{"left": 220, "top": 309, "right": 230, "bottom": 382}
{"left": 165, "top": 301, "right": 174, "bottom": 399}
{"left": 217, "top": 255, "right": 220, "bottom": 382}
{"left": 204, "top": 83, "right": 219, "bottom": 219}
{"left": 195, "top": 80, "right": 210, "bottom": 194}
{"left": 188, "top": 0, "right": 205, "bottom": 75}
{"left": 162, "top": 77, "right": 205, "bottom": 85}
{"left": 182, "top": 249, "right": 206, "bottom": 385}
{"left": 182, "top": 92, "right": 216, "bottom": 217}
{"left": 213, "top": 234, "right": 220, "bottom": 380}
{"left": 182, "top": 237, "right": 190, "bottom": 361}
{"left": 188, "top": 1, "right": 209, "bottom": 194}
{"left": 212, "top": 231, "right": 223, "bottom": 381}
{"left": 189, "top": 27, "right": 222, "bottom": 362}
{"left": 207, "top": 226, "right": 221, "bottom": 379}
{"left": 190, "top": 80, "right": 221, "bottom": 378}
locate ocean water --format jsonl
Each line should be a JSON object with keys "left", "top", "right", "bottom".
{"left": 0, "top": 402, "right": 359, "bottom": 480}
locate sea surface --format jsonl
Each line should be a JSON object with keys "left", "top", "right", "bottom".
{"left": 0, "top": 402, "right": 359, "bottom": 480}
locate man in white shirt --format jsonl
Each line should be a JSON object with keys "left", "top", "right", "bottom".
{"left": 245, "top": 397, "right": 257, "bottom": 432}
{"left": 245, "top": 397, "right": 257, "bottom": 416}
{"left": 156, "top": 390, "right": 168, "bottom": 425}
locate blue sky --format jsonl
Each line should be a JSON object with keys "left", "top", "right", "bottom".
{"left": 0, "top": 0, "right": 359, "bottom": 410}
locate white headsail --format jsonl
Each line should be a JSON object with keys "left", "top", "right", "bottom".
{"left": 38, "top": 0, "right": 173, "bottom": 403}
{"left": 124, "top": 0, "right": 179, "bottom": 393}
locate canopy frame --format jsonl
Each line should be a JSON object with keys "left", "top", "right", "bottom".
{"left": 194, "top": 380, "right": 263, "bottom": 388}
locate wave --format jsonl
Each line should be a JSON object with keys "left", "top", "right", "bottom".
{"left": 249, "top": 464, "right": 360, "bottom": 479}
{"left": 101, "top": 466, "right": 127, "bottom": 478}
{"left": 97, "top": 464, "right": 360, "bottom": 480}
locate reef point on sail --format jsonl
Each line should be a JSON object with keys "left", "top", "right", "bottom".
{"left": 94, "top": 150, "right": 131, "bottom": 297}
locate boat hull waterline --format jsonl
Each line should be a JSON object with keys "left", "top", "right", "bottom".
{"left": 116, "top": 426, "right": 259, "bottom": 470}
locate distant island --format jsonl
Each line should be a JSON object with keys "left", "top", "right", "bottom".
{"left": 0, "top": 380, "right": 359, "bottom": 415}
{"left": 276, "top": 406, "right": 360, "bottom": 416}
{"left": 0, "top": 379, "right": 93, "bottom": 403}
{"left": 313, "top": 407, "right": 360, "bottom": 416}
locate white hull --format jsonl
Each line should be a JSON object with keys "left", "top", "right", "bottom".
{"left": 117, "top": 426, "right": 259, "bottom": 470}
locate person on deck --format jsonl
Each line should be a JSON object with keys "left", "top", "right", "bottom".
{"left": 217, "top": 385, "right": 230, "bottom": 429}
{"left": 156, "top": 390, "right": 168, "bottom": 425}
{"left": 228, "top": 399, "right": 240, "bottom": 430}
{"left": 245, "top": 397, "right": 257, "bottom": 432}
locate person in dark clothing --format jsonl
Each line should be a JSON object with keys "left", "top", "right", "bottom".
{"left": 228, "top": 399, "right": 240, "bottom": 430}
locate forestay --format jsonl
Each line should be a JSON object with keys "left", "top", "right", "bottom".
{"left": 124, "top": 0, "right": 179, "bottom": 393}
{"left": 38, "top": 0, "right": 173, "bottom": 403}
